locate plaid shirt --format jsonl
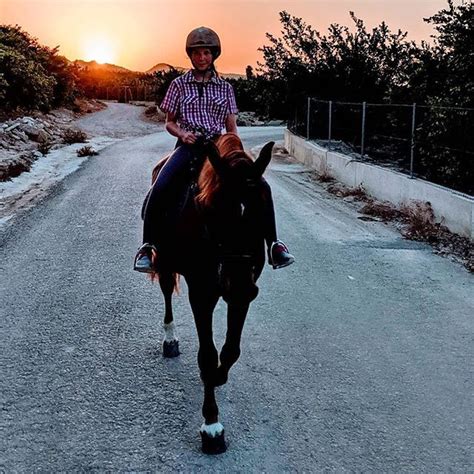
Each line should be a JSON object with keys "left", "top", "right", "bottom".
{"left": 160, "top": 70, "right": 238, "bottom": 139}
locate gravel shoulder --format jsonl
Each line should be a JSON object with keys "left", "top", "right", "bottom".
{"left": 0, "top": 102, "right": 164, "bottom": 229}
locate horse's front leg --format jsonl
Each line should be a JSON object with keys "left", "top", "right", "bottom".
{"left": 215, "top": 301, "right": 251, "bottom": 387}
{"left": 187, "top": 278, "right": 226, "bottom": 454}
{"left": 159, "top": 272, "right": 180, "bottom": 358}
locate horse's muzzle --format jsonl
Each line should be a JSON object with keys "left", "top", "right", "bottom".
{"left": 218, "top": 260, "right": 259, "bottom": 304}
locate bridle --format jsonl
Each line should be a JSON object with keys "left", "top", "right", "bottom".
{"left": 187, "top": 138, "right": 259, "bottom": 263}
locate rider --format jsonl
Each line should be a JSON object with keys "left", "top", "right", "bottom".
{"left": 134, "top": 26, "right": 294, "bottom": 272}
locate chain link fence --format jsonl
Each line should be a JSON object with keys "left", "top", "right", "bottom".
{"left": 288, "top": 98, "right": 474, "bottom": 196}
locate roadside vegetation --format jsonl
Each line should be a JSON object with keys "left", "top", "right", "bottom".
{"left": 314, "top": 173, "right": 474, "bottom": 272}
{"left": 1, "top": 1, "right": 471, "bottom": 118}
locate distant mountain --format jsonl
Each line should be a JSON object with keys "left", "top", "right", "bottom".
{"left": 72, "top": 59, "right": 135, "bottom": 74}
{"left": 71, "top": 59, "right": 245, "bottom": 79}
{"left": 146, "top": 62, "right": 186, "bottom": 74}
{"left": 146, "top": 62, "right": 245, "bottom": 80}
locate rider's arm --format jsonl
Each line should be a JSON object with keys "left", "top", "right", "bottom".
{"left": 166, "top": 112, "right": 196, "bottom": 144}
{"left": 225, "top": 113, "right": 238, "bottom": 134}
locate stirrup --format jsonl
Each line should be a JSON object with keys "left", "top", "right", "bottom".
{"left": 133, "top": 243, "right": 157, "bottom": 273}
{"left": 269, "top": 240, "right": 295, "bottom": 270}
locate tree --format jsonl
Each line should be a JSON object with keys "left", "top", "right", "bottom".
{"left": 0, "top": 24, "right": 77, "bottom": 111}
{"left": 255, "top": 11, "right": 421, "bottom": 117}
{"left": 152, "top": 67, "right": 183, "bottom": 106}
{"left": 423, "top": 0, "right": 473, "bottom": 106}
{"left": 414, "top": 1, "right": 474, "bottom": 195}
{"left": 245, "top": 65, "right": 254, "bottom": 80}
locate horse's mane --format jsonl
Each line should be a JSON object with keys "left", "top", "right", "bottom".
{"left": 196, "top": 133, "right": 253, "bottom": 208}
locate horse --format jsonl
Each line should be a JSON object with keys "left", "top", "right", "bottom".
{"left": 145, "top": 133, "right": 274, "bottom": 454}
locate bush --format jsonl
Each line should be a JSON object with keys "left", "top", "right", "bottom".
{"left": 77, "top": 145, "right": 98, "bottom": 157}
{"left": 63, "top": 128, "right": 87, "bottom": 144}
{"left": 0, "top": 25, "right": 78, "bottom": 112}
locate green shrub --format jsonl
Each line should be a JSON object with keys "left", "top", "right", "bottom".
{"left": 0, "top": 25, "right": 78, "bottom": 112}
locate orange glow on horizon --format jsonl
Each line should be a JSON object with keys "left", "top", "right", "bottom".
{"left": 1, "top": 0, "right": 457, "bottom": 74}
{"left": 81, "top": 35, "right": 117, "bottom": 64}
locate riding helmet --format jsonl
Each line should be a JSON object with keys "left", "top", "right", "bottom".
{"left": 186, "top": 27, "right": 221, "bottom": 60}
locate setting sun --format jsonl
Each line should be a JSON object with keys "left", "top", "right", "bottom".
{"left": 81, "top": 35, "right": 117, "bottom": 64}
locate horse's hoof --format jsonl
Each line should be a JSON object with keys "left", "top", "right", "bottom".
{"left": 200, "top": 429, "right": 227, "bottom": 455}
{"left": 163, "top": 340, "right": 180, "bottom": 358}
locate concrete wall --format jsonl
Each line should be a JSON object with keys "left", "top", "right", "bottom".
{"left": 285, "top": 129, "right": 474, "bottom": 239}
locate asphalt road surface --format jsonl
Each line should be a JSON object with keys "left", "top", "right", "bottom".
{"left": 1, "top": 103, "right": 473, "bottom": 472}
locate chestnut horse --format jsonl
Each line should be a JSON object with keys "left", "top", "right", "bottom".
{"left": 146, "top": 133, "right": 274, "bottom": 454}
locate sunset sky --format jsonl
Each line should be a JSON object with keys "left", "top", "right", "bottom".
{"left": 1, "top": 0, "right": 459, "bottom": 74}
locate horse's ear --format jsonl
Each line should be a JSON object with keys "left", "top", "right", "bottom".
{"left": 205, "top": 141, "right": 227, "bottom": 177}
{"left": 254, "top": 141, "right": 274, "bottom": 177}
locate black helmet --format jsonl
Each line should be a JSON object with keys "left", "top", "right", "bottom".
{"left": 186, "top": 27, "right": 221, "bottom": 60}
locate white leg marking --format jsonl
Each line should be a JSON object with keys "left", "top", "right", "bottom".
{"left": 163, "top": 322, "right": 178, "bottom": 342}
{"left": 200, "top": 422, "right": 224, "bottom": 438}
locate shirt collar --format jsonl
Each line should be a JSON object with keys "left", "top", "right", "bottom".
{"left": 183, "top": 69, "right": 219, "bottom": 84}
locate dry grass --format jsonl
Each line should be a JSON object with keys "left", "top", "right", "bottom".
{"left": 360, "top": 198, "right": 474, "bottom": 272}
{"left": 360, "top": 201, "right": 402, "bottom": 221}
{"left": 328, "top": 183, "right": 368, "bottom": 201}
{"left": 314, "top": 171, "right": 335, "bottom": 183}
{"left": 63, "top": 128, "right": 87, "bottom": 144}
{"left": 309, "top": 170, "right": 473, "bottom": 272}
{"left": 400, "top": 201, "right": 437, "bottom": 241}
{"left": 77, "top": 145, "right": 98, "bottom": 157}
{"left": 399, "top": 201, "right": 473, "bottom": 272}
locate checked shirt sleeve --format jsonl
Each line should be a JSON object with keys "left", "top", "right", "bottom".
{"left": 227, "top": 84, "right": 239, "bottom": 115}
{"left": 160, "top": 80, "right": 180, "bottom": 115}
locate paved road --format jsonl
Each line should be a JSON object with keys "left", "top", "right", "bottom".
{"left": 1, "top": 103, "right": 473, "bottom": 471}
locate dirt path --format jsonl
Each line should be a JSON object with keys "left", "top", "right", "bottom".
{"left": 76, "top": 101, "right": 163, "bottom": 138}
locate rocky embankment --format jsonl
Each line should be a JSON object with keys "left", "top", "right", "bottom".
{"left": 0, "top": 100, "right": 106, "bottom": 182}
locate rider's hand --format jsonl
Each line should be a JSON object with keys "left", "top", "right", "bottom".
{"left": 181, "top": 131, "right": 198, "bottom": 145}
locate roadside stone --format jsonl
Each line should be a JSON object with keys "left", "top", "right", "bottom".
{"left": 21, "top": 124, "right": 43, "bottom": 140}
{"left": 5, "top": 123, "right": 20, "bottom": 132}
{"left": 35, "top": 130, "right": 51, "bottom": 143}
{"left": 0, "top": 103, "right": 96, "bottom": 181}
{"left": 0, "top": 151, "right": 38, "bottom": 181}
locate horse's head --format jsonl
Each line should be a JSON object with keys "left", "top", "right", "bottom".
{"left": 196, "top": 134, "right": 274, "bottom": 303}
{"left": 197, "top": 134, "right": 274, "bottom": 207}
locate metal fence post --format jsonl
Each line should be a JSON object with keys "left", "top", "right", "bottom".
{"left": 328, "top": 100, "right": 332, "bottom": 148}
{"left": 410, "top": 103, "right": 416, "bottom": 178}
{"left": 306, "top": 97, "right": 311, "bottom": 140}
{"left": 361, "top": 102, "right": 366, "bottom": 157}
